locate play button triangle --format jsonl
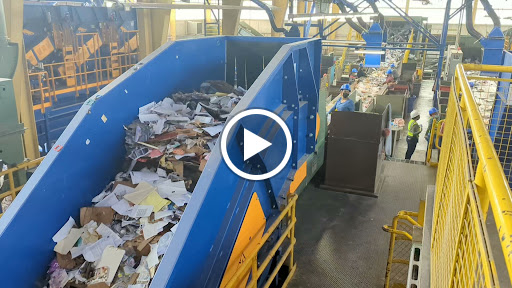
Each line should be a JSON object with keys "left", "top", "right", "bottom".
{"left": 243, "top": 128, "right": 272, "bottom": 161}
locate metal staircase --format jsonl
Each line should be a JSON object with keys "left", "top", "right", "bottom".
{"left": 204, "top": 0, "right": 221, "bottom": 36}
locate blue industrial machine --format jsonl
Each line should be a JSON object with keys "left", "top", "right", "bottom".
{"left": 465, "top": 0, "right": 505, "bottom": 69}
{"left": 0, "top": 36, "right": 324, "bottom": 287}
{"left": 335, "top": 0, "right": 385, "bottom": 67}
{"left": 489, "top": 52, "right": 512, "bottom": 181}
{"left": 361, "top": 23, "right": 384, "bottom": 67}
{"left": 23, "top": 2, "right": 139, "bottom": 152}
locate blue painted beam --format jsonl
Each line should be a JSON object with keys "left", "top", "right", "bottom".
{"left": 322, "top": 44, "right": 439, "bottom": 52}
{"left": 434, "top": 0, "right": 452, "bottom": 107}
{"left": 362, "top": 23, "right": 384, "bottom": 67}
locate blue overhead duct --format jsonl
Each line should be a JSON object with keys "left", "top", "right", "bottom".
{"left": 334, "top": 0, "right": 384, "bottom": 67}
{"left": 465, "top": 0, "right": 504, "bottom": 70}
{"left": 362, "top": 23, "right": 384, "bottom": 67}
{"left": 365, "top": 0, "right": 385, "bottom": 30}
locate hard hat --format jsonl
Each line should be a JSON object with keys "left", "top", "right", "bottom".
{"left": 359, "top": 63, "right": 364, "bottom": 67}
{"left": 387, "top": 69, "right": 393, "bottom": 74}
{"left": 352, "top": 68, "right": 358, "bottom": 73}
{"left": 469, "top": 81, "right": 475, "bottom": 88}
{"left": 429, "top": 107, "right": 438, "bottom": 115}
{"left": 340, "top": 84, "right": 351, "bottom": 92}
{"left": 390, "top": 63, "right": 396, "bottom": 68}
{"left": 410, "top": 110, "right": 420, "bottom": 118}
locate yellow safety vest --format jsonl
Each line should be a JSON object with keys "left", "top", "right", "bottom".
{"left": 408, "top": 119, "right": 419, "bottom": 138}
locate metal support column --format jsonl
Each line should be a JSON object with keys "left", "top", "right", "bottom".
{"left": 305, "top": 2, "right": 315, "bottom": 37}
{"left": 328, "top": 4, "right": 342, "bottom": 41}
{"left": 137, "top": 0, "right": 172, "bottom": 58}
{"left": 3, "top": 0, "right": 39, "bottom": 160}
{"left": 472, "top": 0, "right": 479, "bottom": 23}
{"left": 403, "top": 30, "right": 414, "bottom": 64}
{"left": 271, "top": 0, "right": 288, "bottom": 37}
{"left": 169, "top": 1, "right": 176, "bottom": 41}
{"left": 222, "top": 0, "right": 243, "bottom": 35}
{"left": 297, "top": 1, "right": 306, "bottom": 36}
{"left": 434, "top": 0, "right": 452, "bottom": 107}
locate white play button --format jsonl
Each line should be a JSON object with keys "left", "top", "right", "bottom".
{"left": 243, "top": 128, "right": 272, "bottom": 161}
{"left": 220, "top": 109, "right": 292, "bottom": 181}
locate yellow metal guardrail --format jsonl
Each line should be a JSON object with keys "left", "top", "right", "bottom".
{"left": 383, "top": 211, "right": 420, "bottom": 288}
{"left": 431, "top": 63, "right": 512, "bottom": 287}
{"left": 29, "top": 31, "right": 139, "bottom": 113}
{"left": 0, "top": 158, "right": 44, "bottom": 218}
{"left": 340, "top": 28, "right": 353, "bottom": 74}
{"left": 426, "top": 119, "right": 444, "bottom": 166}
{"left": 225, "top": 194, "right": 297, "bottom": 288}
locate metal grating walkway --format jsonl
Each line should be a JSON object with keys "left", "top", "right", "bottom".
{"left": 289, "top": 161, "right": 436, "bottom": 287}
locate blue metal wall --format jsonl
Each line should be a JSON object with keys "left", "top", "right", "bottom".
{"left": 490, "top": 51, "right": 512, "bottom": 185}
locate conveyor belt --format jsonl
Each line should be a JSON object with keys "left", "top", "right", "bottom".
{"left": 289, "top": 161, "right": 436, "bottom": 287}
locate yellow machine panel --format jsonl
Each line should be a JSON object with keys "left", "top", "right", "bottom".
{"left": 289, "top": 161, "right": 307, "bottom": 195}
{"left": 85, "top": 34, "right": 102, "bottom": 55}
{"left": 26, "top": 50, "right": 37, "bottom": 66}
{"left": 33, "top": 37, "right": 55, "bottom": 61}
{"left": 220, "top": 193, "right": 266, "bottom": 287}
{"left": 316, "top": 112, "right": 320, "bottom": 139}
{"left": 128, "top": 35, "right": 139, "bottom": 52}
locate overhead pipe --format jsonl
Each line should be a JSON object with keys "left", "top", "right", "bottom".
{"left": 250, "top": 0, "right": 287, "bottom": 34}
{"left": 480, "top": 0, "right": 500, "bottom": 28}
{"left": 465, "top": 0, "right": 484, "bottom": 40}
{"left": 339, "top": 0, "right": 369, "bottom": 30}
{"left": 335, "top": 1, "right": 365, "bottom": 34}
{"left": 365, "top": 0, "right": 384, "bottom": 28}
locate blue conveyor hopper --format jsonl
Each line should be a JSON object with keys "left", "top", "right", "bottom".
{"left": 0, "top": 36, "right": 323, "bottom": 287}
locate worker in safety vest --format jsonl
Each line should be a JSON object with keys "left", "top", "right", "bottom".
{"left": 335, "top": 84, "right": 355, "bottom": 112}
{"left": 405, "top": 110, "right": 422, "bottom": 160}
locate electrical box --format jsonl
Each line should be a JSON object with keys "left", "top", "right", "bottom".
{"left": 0, "top": 79, "right": 25, "bottom": 168}
{"left": 444, "top": 45, "right": 463, "bottom": 81}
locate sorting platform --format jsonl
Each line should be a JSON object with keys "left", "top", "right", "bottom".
{"left": 289, "top": 161, "right": 436, "bottom": 287}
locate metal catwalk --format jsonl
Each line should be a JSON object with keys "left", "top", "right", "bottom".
{"left": 289, "top": 161, "right": 436, "bottom": 287}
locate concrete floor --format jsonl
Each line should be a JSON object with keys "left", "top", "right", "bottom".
{"left": 289, "top": 161, "right": 437, "bottom": 287}
{"left": 394, "top": 80, "right": 436, "bottom": 162}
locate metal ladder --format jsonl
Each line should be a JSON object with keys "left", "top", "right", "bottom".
{"left": 204, "top": 0, "right": 221, "bottom": 36}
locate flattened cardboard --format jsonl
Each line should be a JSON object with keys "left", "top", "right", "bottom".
{"left": 80, "top": 207, "right": 115, "bottom": 226}
{"left": 57, "top": 252, "right": 77, "bottom": 270}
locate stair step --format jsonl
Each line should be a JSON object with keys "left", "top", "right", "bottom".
{"left": 385, "top": 157, "right": 425, "bottom": 166}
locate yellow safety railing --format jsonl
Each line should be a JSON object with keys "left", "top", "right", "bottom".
{"left": 224, "top": 194, "right": 297, "bottom": 288}
{"left": 431, "top": 63, "right": 512, "bottom": 287}
{"left": 426, "top": 119, "right": 444, "bottom": 166}
{"left": 383, "top": 211, "right": 420, "bottom": 288}
{"left": 29, "top": 31, "right": 139, "bottom": 113}
{"left": 340, "top": 28, "right": 353, "bottom": 74}
{"left": 0, "top": 158, "right": 44, "bottom": 218}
